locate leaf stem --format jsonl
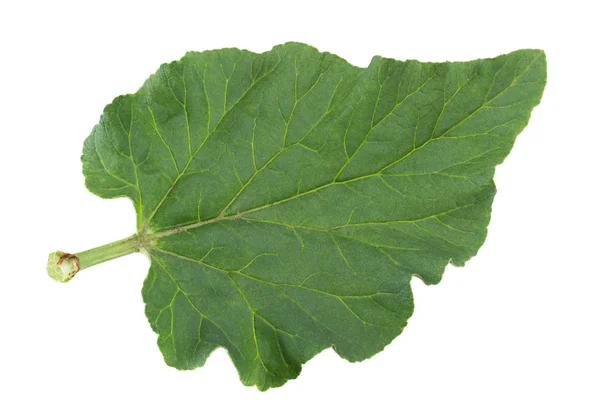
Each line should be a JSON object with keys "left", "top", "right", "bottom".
{"left": 47, "top": 234, "right": 142, "bottom": 282}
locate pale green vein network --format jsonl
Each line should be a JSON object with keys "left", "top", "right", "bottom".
{"left": 81, "top": 42, "right": 546, "bottom": 390}
{"left": 139, "top": 54, "right": 282, "bottom": 233}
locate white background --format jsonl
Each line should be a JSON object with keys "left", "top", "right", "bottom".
{"left": 1, "top": 0, "right": 598, "bottom": 411}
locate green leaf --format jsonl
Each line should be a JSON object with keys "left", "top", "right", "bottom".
{"left": 52, "top": 42, "right": 546, "bottom": 390}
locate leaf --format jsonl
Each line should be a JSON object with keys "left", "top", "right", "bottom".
{"left": 71, "top": 42, "right": 546, "bottom": 390}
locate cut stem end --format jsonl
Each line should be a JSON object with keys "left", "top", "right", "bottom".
{"left": 47, "top": 251, "right": 80, "bottom": 282}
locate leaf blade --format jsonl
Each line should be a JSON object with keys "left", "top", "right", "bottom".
{"left": 83, "top": 42, "right": 546, "bottom": 390}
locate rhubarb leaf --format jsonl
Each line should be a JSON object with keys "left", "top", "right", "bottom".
{"left": 72, "top": 42, "right": 546, "bottom": 390}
